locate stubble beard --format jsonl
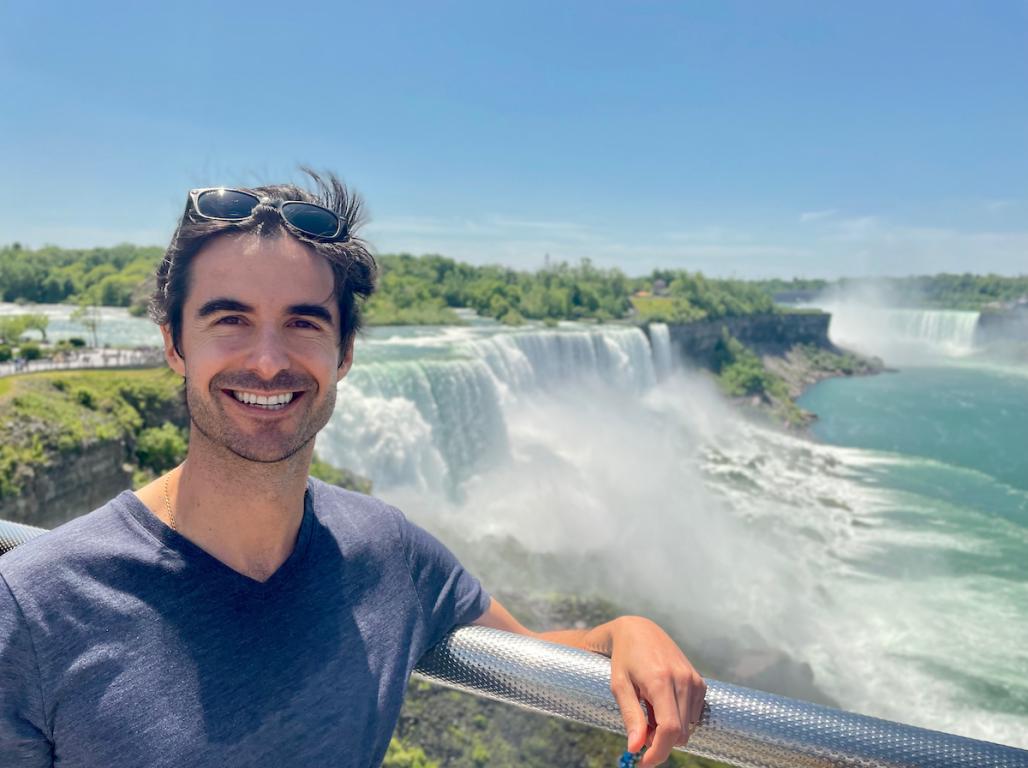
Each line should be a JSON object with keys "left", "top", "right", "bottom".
{"left": 183, "top": 372, "right": 338, "bottom": 465}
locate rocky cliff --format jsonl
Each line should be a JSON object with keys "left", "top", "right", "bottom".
{"left": 975, "top": 306, "right": 1028, "bottom": 346}
{"left": 648, "top": 311, "right": 883, "bottom": 428}
{"left": 660, "top": 311, "right": 833, "bottom": 367}
{"left": 0, "top": 440, "right": 134, "bottom": 528}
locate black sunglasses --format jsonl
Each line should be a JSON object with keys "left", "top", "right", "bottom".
{"left": 188, "top": 188, "right": 349, "bottom": 241}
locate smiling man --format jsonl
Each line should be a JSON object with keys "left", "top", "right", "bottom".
{"left": 0, "top": 172, "right": 704, "bottom": 767}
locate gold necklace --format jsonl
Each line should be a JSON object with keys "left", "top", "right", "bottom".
{"left": 163, "top": 473, "right": 176, "bottom": 532}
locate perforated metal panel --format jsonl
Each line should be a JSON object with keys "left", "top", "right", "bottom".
{"left": 414, "top": 627, "right": 1028, "bottom": 767}
{"left": 0, "top": 518, "right": 45, "bottom": 556}
{"left": 2, "top": 517, "right": 1026, "bottom": 767}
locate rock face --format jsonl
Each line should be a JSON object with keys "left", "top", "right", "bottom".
{"left": 975, "top": 307, "right": 1028, "bottom": 346}
{"left": 0, "top": 440, "right": 132, "bottom": 528}
{"left": 661, "top": 312, "right": 833, "bottom": 367}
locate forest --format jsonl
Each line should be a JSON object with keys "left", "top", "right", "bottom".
{"left": 2, "top": 244, "right": 1023, "bottom": 324}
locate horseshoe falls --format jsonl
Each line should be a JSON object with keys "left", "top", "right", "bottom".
{"left": 818, "top": 303, "right": 983, "bottom": 363}
{"left": 317, "top": 321, "right": 1028, "bottom": 749}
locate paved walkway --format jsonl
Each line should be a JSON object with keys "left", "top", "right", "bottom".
{"left": 0, "top": 348, "right": 165, "bottom": 378}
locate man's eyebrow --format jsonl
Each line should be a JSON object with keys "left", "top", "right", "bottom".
{"left": 197, "top": 298, "right": 254, "bottom": 318}
{"left": 286, "top": 303, "right": 334, "bottom": 324}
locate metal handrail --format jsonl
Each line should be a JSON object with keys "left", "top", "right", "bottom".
{"left": 2, "top": 518, "right": 1026, "bottom": 767}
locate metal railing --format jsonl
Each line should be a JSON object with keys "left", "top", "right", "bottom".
{"left": 2, "top": 517, "right": 1026, "bottom": 768}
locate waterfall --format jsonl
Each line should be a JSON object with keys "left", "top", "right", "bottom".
{"left": 649, "top": 322, "right": 673, "bottom": 380}
{"left": 821, "top": 305, "right": 981, "bottom": 362}
{"left": 318, "top": 325, "right": 661, "bottom": 493}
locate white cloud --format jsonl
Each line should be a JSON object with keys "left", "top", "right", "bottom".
{"left": 799, "top": 209, "right": 838, "bottom": 223}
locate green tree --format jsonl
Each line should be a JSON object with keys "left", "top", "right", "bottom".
{"left": 0, "top": 316, "right": 31, "bottom": 344}
{"left": 22, "top": 313, "right": 49, "bottom": 342}
{"left": 135, "top": 422, "right": 188, "bottom": 474}
{"left": 20, "top": 343, "right": 42, "bottom": 361}
{"left": 71, "top": 300, "right": 102, "bottom": 347}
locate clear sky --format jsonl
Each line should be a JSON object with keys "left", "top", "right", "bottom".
{"left": 1, "top": 1, "right": 1025, "bottom": 278}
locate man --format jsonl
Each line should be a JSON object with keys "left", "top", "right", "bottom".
{"left": 0, "top": 172, "right": 705, "bottom": 767}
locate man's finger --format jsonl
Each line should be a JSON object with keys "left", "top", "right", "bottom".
{"left": 610, "top": 672, "right": 649, "bottom": 753}
{"left": 689, "top": 675, "right": 707, "bottom": 729}
{"left": 673, "top": 675, "right": 691, "bottom": 745}
{"left": 639, "top": 685, "right": 683, "bottom": 767}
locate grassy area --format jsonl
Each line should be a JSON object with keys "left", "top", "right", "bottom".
{"left": 0, "top": 368, "right": 185, "bottom": 499}
{"left": 631, "top": 295, "right": 708, "bottom": 324}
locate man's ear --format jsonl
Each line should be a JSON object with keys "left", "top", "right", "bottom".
{"left": 337, "top": 335, "right": 356, "bottom": 381}
{"left": 161, "top": 325, "right": 186, "bottom": 377}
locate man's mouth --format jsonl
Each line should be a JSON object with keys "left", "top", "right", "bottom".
{"left": 226, "top": 389, "right": 303, "bottom": 411}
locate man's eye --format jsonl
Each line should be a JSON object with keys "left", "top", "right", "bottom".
{"left": 293, "top": 319, "right": 321, "bottom": 330}
{"left": 216, "top": 316, "right": 243, "bottom": 325}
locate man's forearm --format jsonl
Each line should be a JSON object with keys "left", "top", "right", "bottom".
{"left": 537, "top": 619, "right": 619, "bottom": 657}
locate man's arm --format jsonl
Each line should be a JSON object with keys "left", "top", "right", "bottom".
{"left": 473, "top": 598, "right": 705, "bottom": 768}
{"left": 0, "top": 578, "right": 54, "bottom": 767}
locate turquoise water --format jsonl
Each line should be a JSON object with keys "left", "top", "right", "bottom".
{"left": 799, "top": 367, "right": 1028, "bottom": 496}
{"left": 797, "top": 362, "right": 1028, "bottom": 741}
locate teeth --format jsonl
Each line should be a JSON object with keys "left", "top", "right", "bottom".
{"left": 231, "top": 390, "right": 295, "bottom": 408}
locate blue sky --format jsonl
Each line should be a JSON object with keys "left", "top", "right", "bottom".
{"left": 1, "top": 1, "right": 1025, "bottom": 278}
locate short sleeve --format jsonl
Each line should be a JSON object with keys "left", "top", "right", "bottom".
{"left": 399, "top": 516, "right": 491, "bottom": 653}
{"left": 0, "top": 576, "right": 53, "bottom": 766}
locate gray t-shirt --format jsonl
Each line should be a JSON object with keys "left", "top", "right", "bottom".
{"left": 0, "top": 478, "right": 490, "bottom": 767}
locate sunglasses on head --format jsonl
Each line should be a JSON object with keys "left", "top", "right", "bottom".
{"left": 188, "top": 188, "right": 349, "bottom": 241}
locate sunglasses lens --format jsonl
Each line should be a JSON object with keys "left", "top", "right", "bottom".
{"left": 282, "top": 202, "right": 342, "bottom": 238}
{"left": 196, "top": 189, "right": 260, "bottom": 219}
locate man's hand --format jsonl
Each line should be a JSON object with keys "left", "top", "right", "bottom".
{"left": 473, "top": 601, "right": 706, "bottom": 767}
{"left": 602, "top": 616, "right": 706, "bottom": 767}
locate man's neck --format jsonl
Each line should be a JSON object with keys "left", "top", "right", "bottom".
{"left": 142, "top": 435, "right": 314, "bottom": 583}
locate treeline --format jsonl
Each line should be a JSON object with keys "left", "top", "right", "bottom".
{"left": 858, "top": 274, "right": 1028, "bottom": 310}
{"left": 758, "top": 274, "right": 1028, "bottom": 310}
{"left": 0, "top": 243, "right": 160, "bottom": 311}
{"left": 0, "top": 245, "right": 779, "bottom": 326}
{"left": 364, "top": 254, "right": 776, "bottom": 325}
{"left": 365, "top": 254, "right": 634, "bottom": 325}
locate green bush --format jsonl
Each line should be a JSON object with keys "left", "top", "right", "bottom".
{"left": 20, "top": 343, "right": 41, "bottom": 361}
{"left": 383, "top": 738, "right": 439, "bottom": 768}
{"left": 135, "top": 422, "right": 188, "bottom": 474}
{"left": 0, "top": 345, "right": 11, "bottom": 362}
{"left": 309, "top": 455, "right": 372, "bottom": 494}
{"left": 68, "top": 337, "right": 87, "bottom": 347}
{"left": 711, "top": 329, "right": 781, "bottom": 398}
{"left": 73, "top": 387, "right": 97, "bottom": 409}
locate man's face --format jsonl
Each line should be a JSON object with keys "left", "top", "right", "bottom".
{"left": 162, "top": 233, "right": 352, "bottom": 464}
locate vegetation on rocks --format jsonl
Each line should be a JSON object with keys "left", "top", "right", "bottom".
{"left": 706, "top": 331, "right": 880, "bottom": 430}
{"left": 0, "top": 368, "right": 184, "bottom": 499}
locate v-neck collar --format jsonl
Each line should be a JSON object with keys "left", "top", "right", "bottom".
{"left": 119, "top": 480, "right": 316, "bottom": 592}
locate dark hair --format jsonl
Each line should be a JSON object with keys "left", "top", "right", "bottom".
{"left": 149, "top": 169, "right": 377, "bottom": 361}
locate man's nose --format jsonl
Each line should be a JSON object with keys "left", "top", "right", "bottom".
{"left": 245, "top": 326, "right": 292, "bottom": 380}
